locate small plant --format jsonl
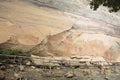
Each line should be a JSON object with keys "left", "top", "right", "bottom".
{"left": 0, "top": 49, "right": 30, "bottom": 57}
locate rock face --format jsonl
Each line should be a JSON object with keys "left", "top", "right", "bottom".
{"left": 29, "top": 0, "right": 120, "bottom": 27}
{"left": 0, "top": 35, "right": 34, "bottom": 51}
{"left": 0, "top": 0, "right": 120, "bottom": 61}
{"left": 30, "top": 27, "right": 120, "bottom": 62}
{"left": 0, "top": 0, "right": 73, "bottom": 44}
{"left": 0, "top": 0, "right": 120, "bottom": 44}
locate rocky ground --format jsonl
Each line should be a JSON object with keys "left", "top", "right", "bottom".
{"left": 0, "top": 55, "right": 120, "bottom": 80}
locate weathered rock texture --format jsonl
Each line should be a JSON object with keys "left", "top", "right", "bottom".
{"left": 0, "top": 35, "right": 34, "bottom": 51}
{"left": 30, "top": 27, "right": 120, "bottom": 62}
{"left": 0, "top": 0, "right": 120, "bottom": 61}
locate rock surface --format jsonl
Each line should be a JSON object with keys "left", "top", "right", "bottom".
{"left": 0, "top": 35, "right": 34, "bottom": 51}
{"left": 0, "top": 0, "right": 73, "bottom": 44}
{"left": 0, "top": 0, "right": 120, "bottom": 60}
{"left": 30, "top": 27, "right": 120, "bottom": 62}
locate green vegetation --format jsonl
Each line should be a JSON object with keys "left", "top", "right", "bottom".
{"left": 90, "top": 0, "right": 120, "bottom": 12}
{"left": 0, "top": 49, "right": 30, "bottom": 57}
